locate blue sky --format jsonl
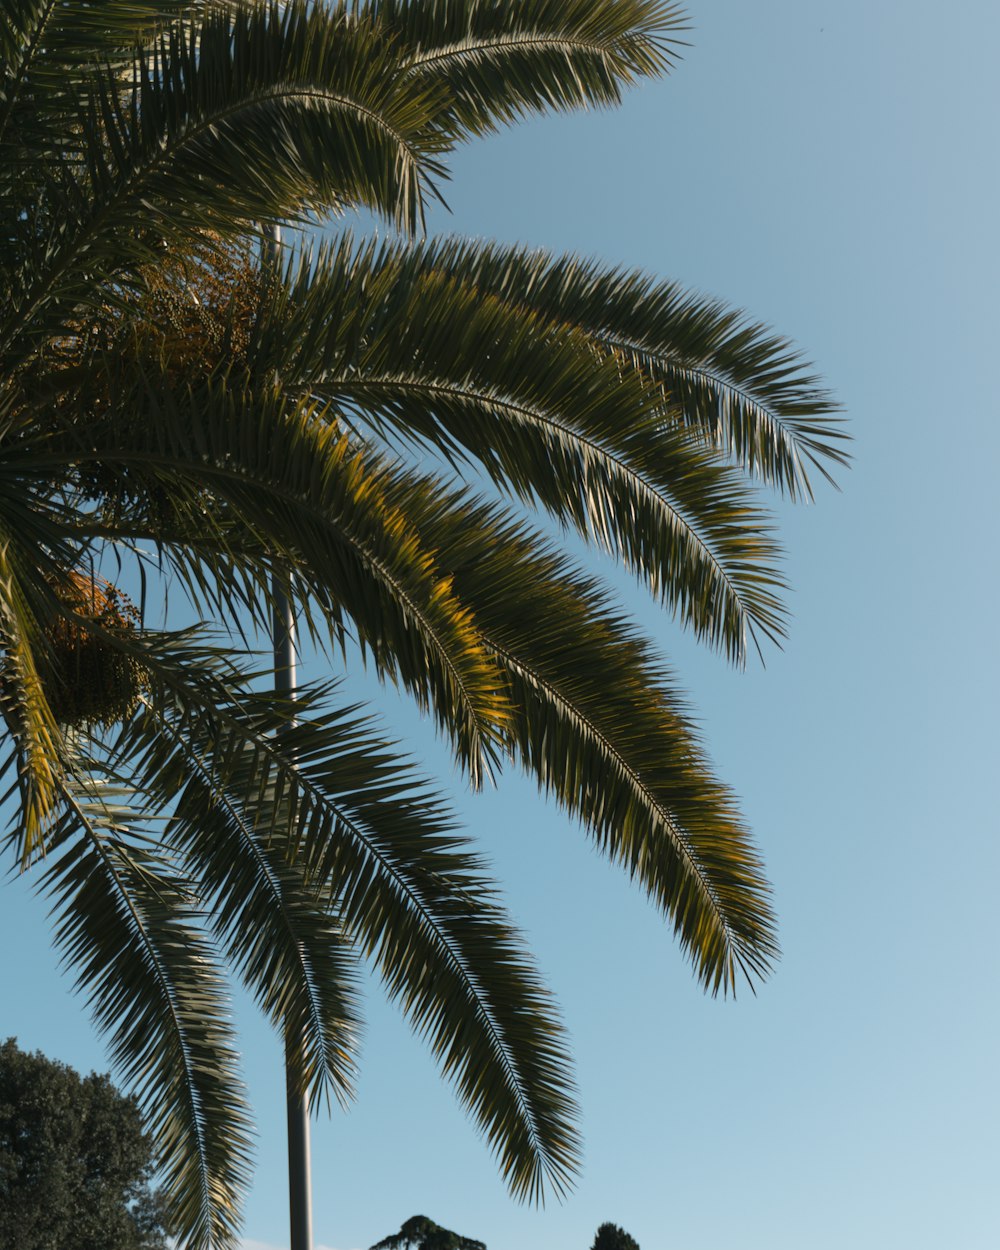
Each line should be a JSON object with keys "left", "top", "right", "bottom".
{"left": 4, "top": 2, "right": 999, "bottom": 1248}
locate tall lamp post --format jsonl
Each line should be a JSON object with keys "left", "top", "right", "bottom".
{"left": 264, "top": 221, "right": 313, "bottom": 1250}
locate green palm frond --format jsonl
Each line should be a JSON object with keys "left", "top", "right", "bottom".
{"left": 0, "top": 1, "right": 234, "bottom": 83}
{"left": 0, "top": 531, "right": 65, "bottom": 858}
{"left": 402, "top": 238, "right": 848, "bottom": 497}
{"left": 271, "top": 704, "right": 580, "bottom": 1203}
{"left": 380, "top": 472, "right": 778, "bottom": 993}
{"left": 0, "top": 1, "right": 238, "bottom": 140}
{"left": 3, "top": 0, "right": 446, "bottom": 360}
{"left": 108, "top": 632, "right": 580, "bottom": 1201}
{"left": 260, "top": 235, "right": 789, "bottom": 662}
{"left": 59, "top": 362, "right": 512, "bottom": 779}
{"left": 124, "top": 694, "right": 365, "bottom": 1105}
{"left": 384, "top": 0, "right": 687, "bottom": 137}
{"left": 37, "top": 767, "right": 253, "bottom": 1250}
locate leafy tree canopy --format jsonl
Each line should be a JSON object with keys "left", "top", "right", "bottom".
{"left": 591, "top": 1221, "right": 641, "bottom": 1250}
{"left": 0, "top": 1038, "right": 169, "bottom": 1250}
{"left": 371, "top": 1213, "right": 487, "bottom": 1250}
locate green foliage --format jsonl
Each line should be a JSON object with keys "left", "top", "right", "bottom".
{"left": 0, "top": 2, "right": 845, "bottom": 1245}
{"left": 0, "top": 1038, "right": 169, "bottom": 1250}
{"left": 371, "top": 1213, "right": 486, "bottom": 1250}
{"left": 591, "top": 1222, "right": 641, "bottom": 1250}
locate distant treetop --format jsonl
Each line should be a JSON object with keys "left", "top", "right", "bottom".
{"left": 591, "top": 1221, "right": 641, "bottom": 1250}
{"left": 370, "top": 1213, "right": 486, "bottom": 1250}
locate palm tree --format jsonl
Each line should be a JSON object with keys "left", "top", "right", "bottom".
{"left": 0, "top": 1, "right": 846, "bottom": 1246}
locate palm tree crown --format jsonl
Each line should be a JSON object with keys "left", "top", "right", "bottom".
{"left": 0, "top": 1, "right": 846, "bottom": 1246}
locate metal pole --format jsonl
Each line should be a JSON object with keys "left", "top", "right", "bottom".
{"left": 264, "top": 221, "right": 313, "bottom": 1250}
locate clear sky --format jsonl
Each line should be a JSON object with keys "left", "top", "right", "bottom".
{"left": 4, "top": 2, "right": 999, "bottom": 1248}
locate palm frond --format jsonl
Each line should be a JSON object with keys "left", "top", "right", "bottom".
{"left": 381, "top": 472, "right": 778, "bottom": 993}
{"left": 403, "top": 238, "right": 848, "bottom": 497}
{"left": 0, "top": 4, "right": 246, "bottom": 251}
{"left": 120, "top": 691, "right": 364, "bottom": 1105}
{"left": 384, "top": 0, "right": 688, "bottom": 139}
{"left": 60, "top": 363, "right": 512, "bottom": 780}
{"left": 261, "top": 236, "right": 788, "bottom": 663}
{"left": 104, "top": 632, "right": 580, "bottom": 1203}
{"left": 38, "top": 766, "right": 253, "bottom": 1250}
{"left": 3, "top": 1, "right": 445, "bottom": 361}
{"left": 0, "top": 529, "right": 64, "bottom": 859}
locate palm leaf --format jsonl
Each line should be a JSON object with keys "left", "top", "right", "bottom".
{"left": 386, "top": 0, "right": 688, "bottom": 138}
{"left": 402, "top": 238, "right": 848, "bottom": 497}
{"left": 2, "top": 0, "right": 445, "bottom": 362}
{"left": 119, "top": 693, "right": 365, "bottom": 1105}
{"left": 37, "top": 765, "right": 253, "bottom": 1249}
{"left": 109, "top": 632, "right": 581, "bottom": 1202}
{"left": 58, "top": 363, "right": 512, "bottom": 781}
{"left": 258, "top": 235, "right": 788, "bottom": 663}
{"left": 380, "top": 471, "right": 778, "bottom": 993}
{"left": 0, "top": 527, "right": 65, "bottom": 859}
